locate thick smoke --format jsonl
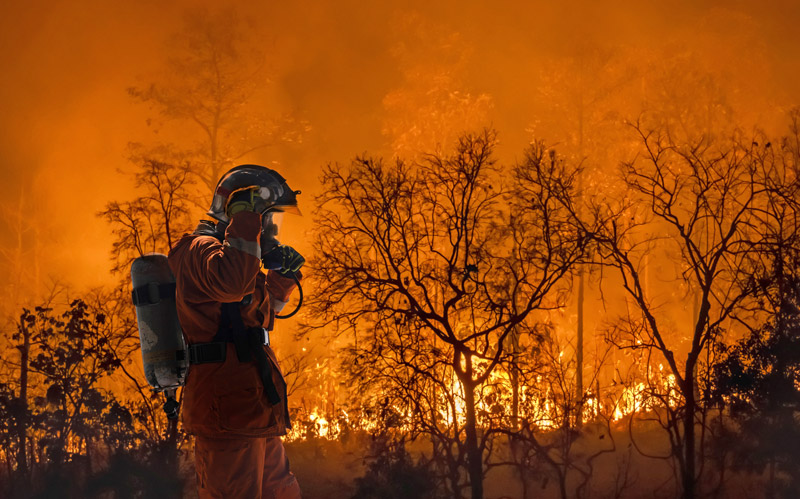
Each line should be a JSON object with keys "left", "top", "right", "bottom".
{"left": 0, "top": 0, "right": 798, "bottom": 294}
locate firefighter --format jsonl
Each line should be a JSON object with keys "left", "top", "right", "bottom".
{"left": 168, "top": 164, "right": 304, "bottom": 498}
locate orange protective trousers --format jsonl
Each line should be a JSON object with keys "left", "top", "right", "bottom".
{"left": 195, "top": 435, "right": 302, "bottom": 499}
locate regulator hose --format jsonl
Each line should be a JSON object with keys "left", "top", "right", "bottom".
{"left": 262, "top": 246, "right": 303, "bottom": 319}
{"left": 275, "top": 273, "right": 302, "bottom": 319}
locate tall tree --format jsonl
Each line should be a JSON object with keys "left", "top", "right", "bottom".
{"left": 586, "top": 121, "right": 785, "bottom": 498}
{"left": 0, "top": 186, "right": 46, "bottom": 316}
{"left": 709, "top": 109, "right": 800, "bottom": 498}
{"left": 128, "top": 7, "right": 308, "bottom": 193}
{"left": 528, "top": 42, "right": 641, "bottom": 426}
{"left": 307, "top": 131, "right": 589, "bottom": 498}
{"left": 98, "top": 158, "right": 195, "bottom": 490}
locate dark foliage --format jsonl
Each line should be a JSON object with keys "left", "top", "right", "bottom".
{"left": 0, "top": 299, "right": 179, "bottom": 498}
{"left": 712, "top": 281, "right": 800, "bottom": 498}
{"left": 84, "top": 446, "right": 184, "bottom": 499}
{"left": 352, "top": 439, "right": 438, "bottom": 499}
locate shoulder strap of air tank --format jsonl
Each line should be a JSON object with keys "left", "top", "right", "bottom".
{"left": 192, "top": 220, "right": 226, "bottom": 242}
{"left": 220, "top": 302, "right": 252, "bottom": 363}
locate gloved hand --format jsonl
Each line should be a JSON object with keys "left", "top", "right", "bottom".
{"left": 226, "top": 187, "right": 269, "bottom": 218}
{"left": 263, "top": 245, "right": 305, "bottom": 277}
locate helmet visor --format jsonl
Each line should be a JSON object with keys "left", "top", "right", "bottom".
{"left": 269, "top": 203, "right": 302, "bottom": 216}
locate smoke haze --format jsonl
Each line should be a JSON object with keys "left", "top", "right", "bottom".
{"left": 1, "top": 0, "right": 799, "bottom": 294}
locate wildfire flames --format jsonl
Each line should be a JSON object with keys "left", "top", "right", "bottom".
{"left": 286, "top": 360, "right": 682, "bottom": 443}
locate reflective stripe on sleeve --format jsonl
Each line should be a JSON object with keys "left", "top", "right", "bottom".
{"left": 226, "top": 237, "right": 261, "bottom": 259}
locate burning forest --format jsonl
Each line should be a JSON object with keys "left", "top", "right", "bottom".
{"left": 1, "top": 1, "right": 800, "bottom": 498}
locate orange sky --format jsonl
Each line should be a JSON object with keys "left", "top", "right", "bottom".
{"left": 1, "top": 0, "right": 799, "bottom": 296}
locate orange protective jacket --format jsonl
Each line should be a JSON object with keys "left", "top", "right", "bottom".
{"left": 168, "top": 211, "right": 298, "bottom": 438}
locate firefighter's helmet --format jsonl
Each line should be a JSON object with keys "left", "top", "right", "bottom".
{"left": 207, "top": 164, "right": 300, "bottom": 223}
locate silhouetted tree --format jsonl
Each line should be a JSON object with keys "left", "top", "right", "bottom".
{"left": 585, "top": 119, "right": 798, "bottom": 498}
{"left": 709, "top": 110, "right": 800, "bottom": 499}
{"left": 0, "top": 298, "right": 133, "bottom": 496}
{"left": 100, "top": 159, "right": 195, "bottom": 274}
{"left": 307, "top": 131, "right": 590, "bottom": 498}
{"left": 97, "top": 158, "right": 195, "bottom": 494}
{"left": 528, "top": 41, "right": 641, "bottom": 429}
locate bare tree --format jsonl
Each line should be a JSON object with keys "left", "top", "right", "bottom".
{"left": 306, "top": 131, "right": 589, "bottom": 498}
{"left": 128, "top": 7, "right": 308, "bottom": 193}
{"left": 707, "top": 110, "right": 800, "bottom": 498}
{"left": 528, "top": 42, "right": 642, "bottom": 428}
{"left": 95, "top": 158, "right": 196, "bottom": 493}
{"left": 587, "top": 121, "right": 775, "bottom": 498}
{"left": 100, "top": 159, "right": 195, "bottom": 274}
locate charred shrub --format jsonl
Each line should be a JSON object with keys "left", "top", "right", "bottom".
{"left": 352, "top": 439, "right": 437, "bottom": 499}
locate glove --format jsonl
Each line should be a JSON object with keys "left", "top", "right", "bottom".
{"left": 263, "top": 245, "right": 305, "bottom": 277}
{"left": 226, "top": 187, "right": 269, "bottom": 218}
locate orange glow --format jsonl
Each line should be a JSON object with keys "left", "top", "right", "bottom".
{"left": 1, "top": 0, "right": 799, "bottom": 457}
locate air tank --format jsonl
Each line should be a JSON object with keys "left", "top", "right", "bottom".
{"left": 131, "top": 253, "right": 188, "bottom": 391}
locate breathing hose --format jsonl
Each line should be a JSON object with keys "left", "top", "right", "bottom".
{"left": 275, "top": 273, "right": 302, "bottom": 319}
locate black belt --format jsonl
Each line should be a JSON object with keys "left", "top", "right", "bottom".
{"left": 188, "top": 329, "right": 270, "bottom": 364}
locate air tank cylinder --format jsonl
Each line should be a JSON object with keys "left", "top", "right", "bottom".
{"left": 131, "top": 253, "right": 188, "bottom": 391}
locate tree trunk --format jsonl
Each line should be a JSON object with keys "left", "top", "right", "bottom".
{"left": 510, "top": 331, "right": 525, "bottom": 498}
{"left": 558, "top": 469, "right": 569, "bottom": 499}
{"left": 682, "top": 372, "right": 696, "bottom": 499}
{"left": 511, "top": 329, "right": 520, "bottom": 431}
{"left": 576, "top": 80, "right": 586, "bottom": 430}
{"left": 463, "top": 383, "right": 483, "bottom": 499}
{"left": 460, "top": 357, "right": 483, "bottom": 499}
{"left": 449, "top": 459, "right": 461, "bottom": 499}
{"left": 767, "top": 458, "right": 776, "bottom": 499}
{"left": 576, "top": 269, "right": 585, "bottom": 428}
{"left": 16, "top": 319, "right": 30, "bottom": 476}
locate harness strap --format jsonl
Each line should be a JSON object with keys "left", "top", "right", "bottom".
{"left": 212, "top": 302, "right": 282, "bottom": 406}
{"left": 188, "top": 342, "right": 227, "bottom": 364}
{"left": 132, "top": 282, "right": 176, "bottom": 306}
